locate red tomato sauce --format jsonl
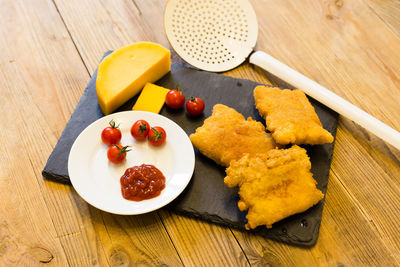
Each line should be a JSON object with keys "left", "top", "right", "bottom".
{"left": 120, "top": 164, "right": 166, "bottom": 201}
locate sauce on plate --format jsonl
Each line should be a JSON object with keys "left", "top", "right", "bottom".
{"left": 120, "top": 164, "right": 166, "bottom": 201}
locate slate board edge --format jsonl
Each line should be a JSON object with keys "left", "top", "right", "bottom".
{"left": 167, "top": 205, "right": 322, "bottom": 247}
{"left": 42, "top": 69, "right": 101, "bottom": 185}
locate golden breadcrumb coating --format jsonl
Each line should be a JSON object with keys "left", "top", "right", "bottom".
{"left": 224, "top": 145, "right": 324, "bottom": 229}
{"left": 254, "top": 86, "right": 334, "bottom": 145}
{"left": 189, "top": 104, "right": 276, "bottom": 167}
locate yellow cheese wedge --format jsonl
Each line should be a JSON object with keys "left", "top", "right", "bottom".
{"left": 132, "top": 83, "right": 170, "bottom": 113}
{"left": 96, "top": 42, "right": 171, "bottom": 115}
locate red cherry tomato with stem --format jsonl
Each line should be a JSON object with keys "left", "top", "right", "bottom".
{"left": 107, "top": 144, "right": 131, "bottom": 164}
{"left": 131, "top": 120, "right": 150, "bottom": 141}
{"left": 148, "top": 126, "right": 167, "bottom": 146}
{"left": 165, "top": 86, "right": 185, "bottom": 109}
{"left": 186, "top": 96, "right": 205, "bottom": 116}
{"left": 101, "top": 119, "right": 122, "bottom": 146}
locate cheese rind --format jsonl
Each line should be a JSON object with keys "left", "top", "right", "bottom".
{"left": 96, "top": 42, "right": 171, "bottom": 115}
{"left": 132, "top": 83, "right": 170, "bottom": 113}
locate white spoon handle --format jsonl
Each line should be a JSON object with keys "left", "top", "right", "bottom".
{"left": 249, "top": 50, "right": 400, "bottom": 150}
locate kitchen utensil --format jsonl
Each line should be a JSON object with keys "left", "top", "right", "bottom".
{"left": 164, "top": 0, "right": 400, "bottom": 150}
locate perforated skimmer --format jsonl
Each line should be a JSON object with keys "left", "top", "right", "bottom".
{"left": 164, "top": 0, "right": 400, "bottom": 149}
{"left": 164, "top": 0, "right": 257, "bottom": 72}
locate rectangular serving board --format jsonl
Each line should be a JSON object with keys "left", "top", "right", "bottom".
{"left": 43, "top": 52, "right": 338, "bottom": 246}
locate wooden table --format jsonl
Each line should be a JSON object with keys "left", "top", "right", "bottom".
{"left": 1, "top": 0, "right": 399, "bottom": 265}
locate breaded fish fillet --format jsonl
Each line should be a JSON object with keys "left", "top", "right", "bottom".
{"left": 190, "top": 104, "right": 276, "bottom": 167}
{"left": 254, "top": 86, "right": 334, "bottom": 145}
{"left": 224, "top": 145, "right": 324, "bottom": 229}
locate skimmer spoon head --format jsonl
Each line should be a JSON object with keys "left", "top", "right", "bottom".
{"left": 164, "top": 0, "right": 258, "bottom": 72}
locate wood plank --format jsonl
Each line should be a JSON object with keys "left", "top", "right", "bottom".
{"left": 88, "top": 209, "right": 183, "bottom": 266}
{"left": 364, "top": 0, "right": 400, "bottom": 38}
{"left": 0, "top": 119, "right": 66, "bottom": 266}
{"left": 52, "top": 0, "right": 249, "bottom": 264}
{"left": 134, "top": 0, "right": 170, "bottom": 47}
{"left": 0, "top": 0, "right": 182, "bottom": 265}
{"left": 330, "top": 118, "right": 400, "bottom": 262}
{"left": 0, "top": 0, "right": 72, "bottom": 265}
{"left": 52, "top": 0, "right": 167, "bottom": 75}
{"left": 159, "top": 211, "right": 249, "bottom": 266}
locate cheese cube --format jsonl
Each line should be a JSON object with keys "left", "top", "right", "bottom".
{"left": 132, "top": 83, "right": 170, "bottom": 113}
{"left": 96, "top": 42, "right": 171, "bottom": 115}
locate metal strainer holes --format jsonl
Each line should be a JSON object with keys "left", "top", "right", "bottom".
{"left": 166, "top": 0, "right": 257, "bottom": 71}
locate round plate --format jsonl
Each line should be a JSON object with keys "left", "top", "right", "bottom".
{"left": 68, "top": 111, "right": 195, "bottom": 215}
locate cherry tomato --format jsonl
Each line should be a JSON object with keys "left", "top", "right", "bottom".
{"left": 107, "top": 144, "right": 131, "bottom": 164}
{"left": 131, "top": 120, "right": 150, "bottom": 141}
{"left": 148, "top": 126, "right": 166, "bottom": 146}
{"left": 101, "top": 119, "right": 122, "bottom": 146}
{"left": 165, "top": 87, "right": 185, "bottom": 109}
{"left": 186, "top": 96, "right": 205, "bottom": 116}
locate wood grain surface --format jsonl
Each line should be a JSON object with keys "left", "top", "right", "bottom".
{"left": 0, "top": 0, "right": 399, "bottom": 266}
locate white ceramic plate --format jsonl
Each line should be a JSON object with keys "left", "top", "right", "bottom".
{"left": 68, "top": 111, "right": 195, "bottom": 215}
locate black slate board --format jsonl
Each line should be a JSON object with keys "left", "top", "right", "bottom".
{"left": 43, "top": 52, "right": 338, "bottom": 246}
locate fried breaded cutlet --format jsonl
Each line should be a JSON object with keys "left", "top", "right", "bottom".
{"left": 224, "top": 145, "right": 324, "bottom": 229}
{"left": 189, "top": 104, "right": 276, "bottom": 167}
{"left": 254, "top": 86, "right": 334, "bottom": 145}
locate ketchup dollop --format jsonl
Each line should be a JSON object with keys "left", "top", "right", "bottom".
{"left": 120, "top": 164, "right": 166, "bottom": 201}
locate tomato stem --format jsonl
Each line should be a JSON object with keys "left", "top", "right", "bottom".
{"left": 176, "top": 84, "right": 184, "bottom": 96}
{"left": 138, "top": 123, "right": 147, "bottom": 135}
{"left": 116, "top": 145, "right": 131, "bottom": 158}
{"left": 150, "top": 127, "right": 164, "bottom": 141}
{"left": 189, "top": 96, "right": 198, "bottom": 103}
{"left": 109, "top": 119, "right": 120, "bottom": 129}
